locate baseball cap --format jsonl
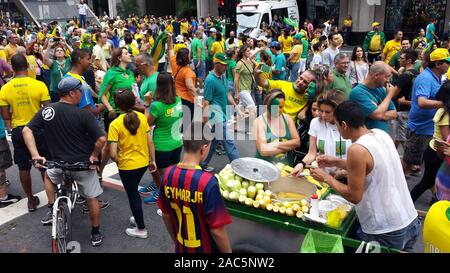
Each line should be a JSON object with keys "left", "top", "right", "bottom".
{"left": 71, "top": 36, "right": 80, "bottom": 44}
{"left": 430, "top": 48, "right": 450, "bottom": 62}
{"left": 213, "top": 52, "right": 228, "bottom": 65}
{"left": 371, "top": 22, "right": 381, "bottom": 28}
{"left": 209, "top": 28, "right": 217, "bottom": 33}
{"left": 58, "top": 77, "right": 82, "bottom": 95}
{"left": 269, "top": 41, "right": 280, "bottom": 48}
{"left": 175, "top": 35, "right": 184, "bottom": 43}
{"left": 257, "top": 36, "right": 268, "bottom": 43}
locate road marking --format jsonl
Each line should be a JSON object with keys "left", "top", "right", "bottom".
{"left": 0, "top": 191, "right": 48, "bottom": 226}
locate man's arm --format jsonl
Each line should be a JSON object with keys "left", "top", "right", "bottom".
{"left": 90, "top": 136, "right": 106, "bottom": 162}
{"left": 0, "top": 106, "right": 11, "bottom": 122}
{"left": 418, "top": 96, "right": 444, "bottom": 109}
{"left": 313, "top": 144, "right": 368, "bottom": 204}
{"left": 22, "top": 126, "right": 41, "bottom": 159}
{"left": 202, "top": 99, "right": 210, "bottom": 124}
{"left": 254, "top": 68, "right": 269, "bottom": 89}
{"left": 210, "top": 227, "right": 232, "bottom": 253}
{"left": 368, "top": 84, "right": 398, "bottom": 121}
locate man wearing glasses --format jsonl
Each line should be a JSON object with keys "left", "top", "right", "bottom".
{"left": 327, "top": 53, "right": 352, "bottom": 98}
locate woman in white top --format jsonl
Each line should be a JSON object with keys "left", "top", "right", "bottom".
{"left": 77, "top": 0, "right": 89, "bottom": 29}
{"left": 310, "top": 42, "right": 324, "bottom": 70}
{"left": 292, "top": 90, "right": 352, "bottom": 177}
{"left": 348, "top": 45, "right": 369, "bottom": 87}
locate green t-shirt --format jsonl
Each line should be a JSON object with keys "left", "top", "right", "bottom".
{"left": 227, "top": 60, "right": 237, "bottom": 83}
{"left": 140, "top": 72, "right": 159, "bottom": 99}
{"left": 235, "top": 60, "right": 254, "bottom": 92}
{"left": 149, "top": 96, "right": 183, "bottom": 151}
{"left": 206, "top": 37, "right": 216, "bottom": 61}
{"left": 191, "top": 38, "right": 205, "bottom": 61}
{"left": 204, "top": 71, "right": 229, "bottom": 123}
{"left": 301, "top": 39, "right": 309, "bottom": 59}
{"left": 49, "top": 59, "right": 72, "bottom": 93}
{"left": 328, "top": 69, "right": 352, "bottom": 98}
{"left": 99, "top": 66, "right": 136, "bottom": 113}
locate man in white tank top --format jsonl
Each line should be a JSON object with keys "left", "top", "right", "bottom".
{"left": 308, "top": 101, "right": 420, "bottom": 251}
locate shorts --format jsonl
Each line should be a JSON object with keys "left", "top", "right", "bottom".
{"left": 194, "top": 60, "right": 206, "bottom": 79}
{"left": 390, "top": 111, "right": 409, "bottom": 142}
{"left": 12, "top": 127, "right": 50, "bottom": 171}
{"left": 155, "top": 147, "right": 182, "bottom": 169}
{"left": 403, "top": 129, "right": 432, "bottom": 166}
{"left": 47, "top": 168, "right": 103, "bottom": 199}
{"left": 0, "top": 138, "right": 12, "bottom": 172}
{"left": 237, "top": 91, "right": 256, "bottom": 110}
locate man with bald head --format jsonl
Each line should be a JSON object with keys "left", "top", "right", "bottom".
{"left": 349, "top": 61, "right": 398, "bottom": 132}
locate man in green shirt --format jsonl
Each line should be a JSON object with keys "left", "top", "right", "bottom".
{"left": 135, "top": 53, "right": 159, "bottom": 110}
{"left": 328, "top": 53, "right": 352, "bottom": 97}
{"left": 201, "top": 53, "right": 239, "bottom": 172}
{"left": 206, "top": 28, "right": 217, "bottom": 74}
{"left": 191, "top": 30, "right": 206, "bottom": 92}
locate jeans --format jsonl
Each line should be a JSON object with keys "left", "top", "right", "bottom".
{"left": 290, "top": 62, "right": 301, "bottom": 82}
{"left": 254, "top": 90, "right": 265, "bottom": 116}
{"left": 202, "top": 121, "right": 240, "bottom": 165}
{"left": 119, "top": 166, "right": 147, "bottom": 230}
{"left": 356, "top": 217, "right": 421, "bottom": 252}
{"left": 79, "top": 14, "right": 86, "bottom": 29}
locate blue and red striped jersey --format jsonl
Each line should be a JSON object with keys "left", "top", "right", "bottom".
{"left": 158, "top": 164, "right": 232, "bottom": 253}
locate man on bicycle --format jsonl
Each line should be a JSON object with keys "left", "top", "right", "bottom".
{"left": 22, "top": 77, "right": 107, "bottom": 247}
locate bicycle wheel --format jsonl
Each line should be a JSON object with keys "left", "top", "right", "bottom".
{"left": 52, "top": 202, "right": 72, "bottom": 253}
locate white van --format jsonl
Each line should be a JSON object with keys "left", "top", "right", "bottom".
{"left": 236, "top": 0, "right": 300, "bottom": 36}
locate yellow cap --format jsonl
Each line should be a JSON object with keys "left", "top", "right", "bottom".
{"left": 371, "top": 22, "right": 380, "bottom": 28}
{"left": 430, "top": 48, "right": 450, "bottom": 62}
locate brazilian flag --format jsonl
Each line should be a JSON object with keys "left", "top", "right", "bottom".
{"left": 151, "top": 31, "right": 169, "bottom": 70}
{"left": 283, "top": 17, "right": 297, "bottom": 28}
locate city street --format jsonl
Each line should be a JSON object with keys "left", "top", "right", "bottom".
{"left": 0, "top": 128, "right": 431, "bottom": 253}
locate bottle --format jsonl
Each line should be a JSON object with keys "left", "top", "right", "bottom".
{"left": 310, "top": 194, "right": 319, "bottom": 218}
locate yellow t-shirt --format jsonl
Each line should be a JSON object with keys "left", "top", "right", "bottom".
{"left": 107, "top": 111, "right": 151, "bottom": 170}
{"left": 134, "top": 33, "right": 144, "bottom": 42}
{"left": 278, "top": 36, "right": 293, "bottom": 54}
{"left": 383, "top": 40, "right": 401, "bottom": 64}
{"left": 0, "top": 77, "right": 50, "bottom": 128}
{"left": 166, "top": 24, "right": 173, "bottom": 34}
{"left": 430, "top": 108, "right": 450, "bottom": 150}
{"left": 174, "top": 43, "right": 187, "bottom": 55}
{"left": 343, "top": 19, "right": 352, "bottom": 28}
{"left": 180, "top": 22, "right": 189, "bottom": 35}
{"left": 4, "top": 44, "right": 17, "bottom": 64}
{"left": 290, "top": 44, "right": 302, "bottom": 63}
{"left": 26, "top": 55, "right": 37, "bottom": 79}
{"left": 268, "top": 80, "right": 308, "bottom": 121}
{"left": 0, "top": 50, "right": 6, "bottom": 61}
{"left": 369, "top": 33, "right": 382, "bottom": 53}
{"left": 210, "top": 40, "right": 225, "bottom": 57}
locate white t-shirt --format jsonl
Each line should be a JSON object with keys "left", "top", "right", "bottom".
{"left": 347, "top": 61, "right": 369, "bottom": 86}
{"left": 310, "top": 53, "right": 323, "bottom": 69}
{"left": 92, "top": 44, "right": 107, "bottom": 71}
{"left": 308, "top": 117, "right": 352, "bottom": 174}
{"left": 322, "top": 47, "right": 340, "bottom": 68}
{"left": 78, "top": 4, "right": 88, "bottom": 16}
{"left": 355, "top": 129, "right": 417, "bottom": 235}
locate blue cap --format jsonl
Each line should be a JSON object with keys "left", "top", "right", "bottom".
{"left": 269, "top": 41, "right": 280, "bottom": 48}
{"left": 58, "top": 77, "right": 82, "bottom": 95}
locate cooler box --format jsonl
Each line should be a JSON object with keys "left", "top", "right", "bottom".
{"left": 423, "top": 201, "right": 450, "bottom": 253}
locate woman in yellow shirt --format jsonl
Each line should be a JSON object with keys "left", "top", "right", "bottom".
{"left": 109, "top": 89, "right": 157, "bottom": 239}
{"left": 210, "top": 32, "right": 226, "bottom": 57}
{"left": 278, "top": 29, "right": 293, "bottom": 57}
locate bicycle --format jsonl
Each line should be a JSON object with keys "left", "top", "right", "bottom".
{"left": 32, "top": 160, "right": 95, "bottom": 253}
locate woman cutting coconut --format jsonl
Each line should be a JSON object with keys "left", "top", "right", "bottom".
{"left": 253, "top": 89, "right": 300, "bottom": 166}
{"left": 291, "top": 90, "right": 352, "bottom": 179}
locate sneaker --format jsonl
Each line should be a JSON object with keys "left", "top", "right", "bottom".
{"left": 0, "top": 194, "right": 21, "bottom": 206}
{"left": 76, "top": 196, "right": 86, "bottom": 205}
{"left": 138, "top": 182, "right": 158, "bottom": 194}
{"left": 91, "top": 232, "right": 103, "bottom": 247}
{"left": 201, "top": 165, "right": 215, "bottom": 173}
{"left": 143, "top": 191, "right": 159, "bottom": 204}
{"left": 129, "top": 216, "right": 136, "bottom": 227}
{"left": 156, "top": 209, "right": 162, "bottom": 217}
{"left": 125, "top": 227, "right": 148, "bottom": 239}
{"left": 27, "top": 196, "right": 40, "bottom": 212}
{"left": 82, "top": 199, "right": 111, "bottom": 214}
{"left": 41, "top": 209, "right": 53, "bottom": 225}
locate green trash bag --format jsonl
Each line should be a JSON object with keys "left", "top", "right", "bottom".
{"left": 300, "top": 229, "right": 344, "bottom": 253}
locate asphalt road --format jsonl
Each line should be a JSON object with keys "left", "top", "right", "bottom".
{"left": 0, "top": 114, "right": 431, "bottom": 253}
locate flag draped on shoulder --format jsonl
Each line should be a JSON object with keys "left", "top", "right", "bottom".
{"left": 151, "top": 31, "right": 169, "bottom": 69}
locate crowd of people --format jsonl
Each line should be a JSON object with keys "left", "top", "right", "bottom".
{"left": 0, "top": 7, "right": 449, "bottom": 253}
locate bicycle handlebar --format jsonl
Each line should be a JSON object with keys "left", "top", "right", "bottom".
{"left": 31, "top": 160, "right": 99, "bottom": 171}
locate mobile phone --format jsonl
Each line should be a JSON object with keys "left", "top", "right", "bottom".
{"left": 53, "top": 37, "right": 60, "bottom": 42}
{"left": 261, "top": 64, "right": 271, "bottom": 74}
